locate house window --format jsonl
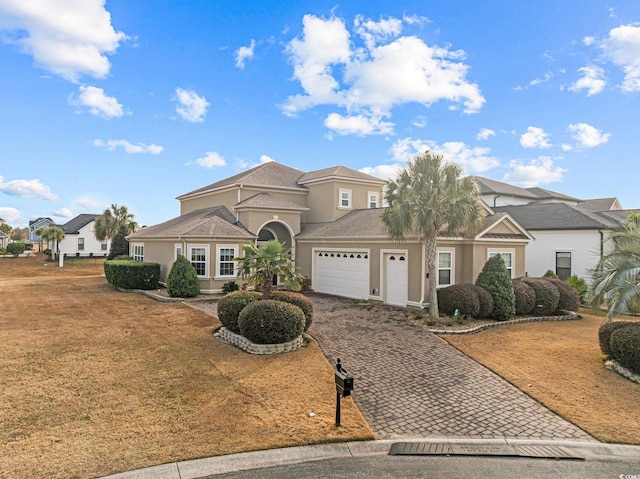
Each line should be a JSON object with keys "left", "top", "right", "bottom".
{"left": 368, "top": 192, "right": 379, "bottom": 209}
{"left": 101, "top": 240, "right": 108, "bottom": 251}
{"left": 188, "top": 246, "right": 208, "bottom": 277}
{"left": 175, "top": 244, "right": 183, "bottom": 260}
{"left": 489, "top": 251, "right": 513, "bottom": 278}
{"left": 339, "top": 189, "right": 352, "bottom": 208}
{"left": 132, "top": 244, "right": 144, "bottom": 262}
{"left": 217, "top": 245, "right": 237, "bottom": 278}
{"left": 556, "top": 252, "right": 572, "bottom": 280}
{"left": 438, "top": 251, "right": 453, "bottom": 287}
{"left": 78, "top": 237, "right": 85, "bottom": 251}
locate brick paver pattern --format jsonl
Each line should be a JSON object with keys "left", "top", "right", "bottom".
{"left": 308, "top": 294, "right": 596, "bottom": 441}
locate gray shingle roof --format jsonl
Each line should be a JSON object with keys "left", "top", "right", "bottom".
{"left": 234, "top": 193, "right": 308, "bottom": 211}
{"left": 129, "top": 206, "right": 255, "bottom": 239}
{"left": 576, "top": 197, "right": 621, "bottom": 212}
{"left": 473, "top": 177, "right": 580, "bottom": 202}
{"left": 525, "top": 187, "right": 580, "bottom": 202}
{"left": 298, "top": 165, "right": 385, "bottom": 185}
{"left": 61, "top": 214, "right": 100, "bottom": 234}
{"left": 493, "top": 203, "right": 619, "bottom": 230}
{"left": 298, "top": 209, "right": 392, "bottom": 239}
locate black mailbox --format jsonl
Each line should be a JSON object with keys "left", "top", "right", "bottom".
{"left": 335, "top": 358, "right": 354, "bottom": 397}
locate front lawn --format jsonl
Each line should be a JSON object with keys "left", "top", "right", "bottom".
{"left": 0, "top": 256, "right": 373, "bottom": 479}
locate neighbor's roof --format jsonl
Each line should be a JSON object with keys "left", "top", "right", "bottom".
{"left": 234, "top": 192, "right": 308, "bottom": 211}
{"left": 61, "top": 214, "right": 100, "bottom": 234}
{"left": 472, "top": 177, "right": 580, "bottom": 202}
{"left": 128, "top": 206, "right": 255, "bottom": 239}
{"left": 493, "top": 203, "right": 620, "bottom": 230}
{"left": 298, "top": 165, "right": 385, "bottom": 185}
{"left": 576, "top": 197, "right": 621, "bottom": 212}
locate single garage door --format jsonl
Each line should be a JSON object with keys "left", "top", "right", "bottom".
{"left": 314, "top": 250, "right": 370, "bottom": 300}
{"left": 384, "top": 253, "right": 407, "bottom": 307}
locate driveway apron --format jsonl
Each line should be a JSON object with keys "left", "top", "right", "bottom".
{"left": 308, "top": 294, "right": 595, "bottom": 441}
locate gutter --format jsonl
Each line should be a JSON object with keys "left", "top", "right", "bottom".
{"left": 419, "top": 242, "right": 426, "bottom": 309}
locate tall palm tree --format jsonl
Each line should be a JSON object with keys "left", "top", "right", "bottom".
{"left": 588, "top": 219, "right": 640, "bottom": 320}
{"left": 95, "top": 204, "right": 139, "bottom": 241}
{"left": 234, "top": 240, "right": 303, "bottom": 300}
{"left": 381, "top": 150, "right": 483, "bottom": 319}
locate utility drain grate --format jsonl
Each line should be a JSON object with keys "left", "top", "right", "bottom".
{"left": 388, "top": 442, "right": 584, "bottom": 460}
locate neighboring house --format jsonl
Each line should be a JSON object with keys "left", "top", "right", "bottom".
{"left": 0, "top": 230, "right": 8, "bottom": 249}
{"left": 28, "top": 217, "right": 55, "bottom": 243}
{"left": 129, "top": 161, "right": 531, "bottom": 307}
{"left": 473, "top": 176, "right": 580, "bottom": 207}
{"left": 57, "top": 214, "right": 110, "bottom": 257}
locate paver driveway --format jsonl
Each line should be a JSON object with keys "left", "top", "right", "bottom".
{"left": 308, "top": 294, "right": 595, "bottom": 441}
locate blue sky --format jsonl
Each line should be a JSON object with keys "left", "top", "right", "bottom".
{"left": 1, "top": 1, "right": 639, "bottom": 228}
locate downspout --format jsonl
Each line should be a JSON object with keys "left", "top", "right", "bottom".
{"left": 493, "top": 194, "right": 501, "bottom": 208}
{"left": 237, "top": 185, "right": 243, "bottom": 221}
{"left": 419, "top": 241, "right": 426, "bottom": 309}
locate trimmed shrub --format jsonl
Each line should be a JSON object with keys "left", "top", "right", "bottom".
{"left": 166, "top": 255, "right": 200, "bottom": 298}
{"left": 217, "top": 291, "right": 262, "bottom": 334}
{"left": 546, "top": 278, "right": 581, "bottom": 313}
{"left": 598, "top": 321, "right": 636, "bottom": 358}
{"left": 610, "top": 323, "right": 640, "bottom": 375}
{"left": 566, "top": 274, "right": 587, "bottom": 304}
{"left": 107, "top": 224, "right": 129, "bottom": 260}
{"left": 238, "top": 300, "right": 305, "bottom": 344}
{"left": 104, "top": 260, "right": 160, "bottom": 290}
{"left": 467, "top": 284, "right": 494, "bottom": 318}
{"left": 7, "top": 242, "right": 25, "bottom": 256}
{"left": 113, "top": 255, "right": 134, "bottom": 261}
{"left": 512, "top": 280, "right": 536, "bottom": 315}
{"left": 222, "top": 281, "right": 240, "bottom": 294}
{"left": 0, "top": 247, "right": 6, "bottom": 255}
{"left": 475, "top": 254, "right": 515, "bottom": 321}
{"left": 522, "top": 278, "right": 560, "bottom": 315}
{"left": 271, "top": 290, "right": 313, "bottom": 331}
{"left": 437, "top": 284, "right": 480, "bottom": 318}
{"left": 543, "top": 269, "right": 559, "bottom": 279}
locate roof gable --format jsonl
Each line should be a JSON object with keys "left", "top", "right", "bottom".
{"left": 298, "top": 165, "right": 385, "bottom": 185}
{"left": 61, "top": 214, "right": 100, "bottom": 234}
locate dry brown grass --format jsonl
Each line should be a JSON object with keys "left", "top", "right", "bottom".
{"left": 0, "top": 256, "right": 373, "bottom": 479}
{"left": 443, "top": 311, "right": 640, "bottom": 445}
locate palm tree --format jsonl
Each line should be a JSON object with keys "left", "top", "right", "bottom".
{"left": 38, "top": 226, "right": 65, "bottom": 260}
{"left": 95, "top": 204, "right": 139, "bottom": 241}
{"left": 588, "top": 219, "right": 640, "bottom": 320}
{"left": 234, "top": 240, "right": 303, "bottom": 300}
{"left": 381, "top": 150, "right": 483, "bottom": 319}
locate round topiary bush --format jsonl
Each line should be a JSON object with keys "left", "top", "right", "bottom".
{"left": 609, "top": 323, "right": 640, "bottom": 375}
{"left": 467, "top": 284, "right": 494, "bottom": 318}
{"left": 238, "top": 300, "right": 305, "bottom": 344}
{"left": 522, "top": 278, "right": 560, "bottom": 315}
{"left": 598, "top": 321, "right": 636, "bottom": 358}
{"left": 437, "top": 284, "right": 480, "bottom": 318}
{"left": 217, "top": 291, "right": 262, "bottom": 333}
{"left": 512, "top": 280, "right": 536, "bottom": 315}
{"left": 166, "top": 255, "right": 201, "bottom": 298}
{"left": 475, "top": 254, "right": 515, "bottom": 321}
{"left": 271, "top": 290, "right": 313, "bottom": 331}
{"left": 546, "top": 278, "right": 581, "bottom": 313}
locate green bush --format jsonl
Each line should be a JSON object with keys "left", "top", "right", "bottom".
{"left": 0, "top": 247, "right": 6, "bottom": 255}
{"left": 300, "top": 276, "right": 312, "bottom": 292}
{"left": 512, "top": 280, "right": 536, "bottom": 315}
{"left": 546, "top": 278, "right": 581, "bottom": 313}
{"left": 468, "top": 284, "right": 494, "bottom": 318}
{"left": 271, "top": 290, "right": 314, "bottom": 331}
{"left": 107, "top": 224, "right": 129, "bottom": 260}
{"left": 113, "top": 255, "right": 134, "bottom": 261}
{"left": 217, "top": 291, "right": 262, "bottom": 333}
{"left": 43, "top": 248, "right": 51, "bottom": 256}
{"left": 238, "top": 300, "right": 305, "bottom": 344}
{"left": 104, "top": 260, "right": 160, "bottom": 290}
{"left": 566, "top": 274, "right": 587, "bottom": 303}
{"left": 437, "top": 284, "right": 480, "bottom": 318}
{"left": 598, "top": 321, "right": 636, "bottom": 358}
{"left": 166, "top": 255, "right": 200, "bottom": 298}
{"left": 7, "top": 242, "right": 25, "bottom": 256}
{"left": 475, "top": 254, "right": 515, "bottom": 321}
{"left": 543, "top": 269, "right": 559, "bottom": 279}
{"left": 609, "top": 323, "right": 640, "bottom": 375}
{"left": 522, "top": 278, "right": 560, "bottom": 315}
{"left": 222, "top": 281, "right": 240, "bottom": 294}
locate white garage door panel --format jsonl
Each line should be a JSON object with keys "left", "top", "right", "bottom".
{"left": 314, "top": 251, "right": 369, "bottom": 300}
{"left": 385, "top": 254, "right": 407, "bottom": 307}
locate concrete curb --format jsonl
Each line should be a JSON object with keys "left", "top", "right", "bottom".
{"left": 98, "top": 438, "right": 640, "bottom": 479}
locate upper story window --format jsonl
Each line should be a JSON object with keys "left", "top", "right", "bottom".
{"left": 339, "top": 188, "right": 352, "bottom": 208}
{"left": 132, "top": 244, "right": 144, "bottom": 262}
{"left": 368, "top": 192, "right": 379, "bottom": 209}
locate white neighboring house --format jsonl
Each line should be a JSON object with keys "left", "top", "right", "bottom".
{"left": 57, "top": 214, "right": 110, "bottom": 257}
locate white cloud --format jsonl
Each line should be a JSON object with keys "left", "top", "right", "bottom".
{"left": 0, "top": 206, "right": 22, "bottom": 224}
{"left": 476, "top": 128, "right": 496, "bottom": 141}
{"left": 93, "top": 139, "right": 163, "bottom": 154}
{"left": 192, "top": 151, "right": 226, "bottom": 168}
{"left": 412, "top": 115, "right": 426, "bottom": 128}
{"left": 402, "top": 14, "right": 431, "bottom": 26}
{"left": 567, "top": 123, "right": 611, "bottom": 148}
{"left": 324, "top": 112, "right": 394, "bottom": 136}
{"left": 282, "top": 14, "right": 484, "bottom": 135}
{"left": 583, "top": 36, "right": 596, "bottom": 46}
{"left": 515, "top": 72, "right": 553, "bottom": 90}
{"left": 569, "top": 66, "right": 606, "bottom": 96}
{"left": 175, "top": 88, "right": 210, "bottom": 123}
{"left": 70, "top": 85, "right": 124, "bottom": 119}
{"left": 53, "top": 207, "right": 73, "bottom": 219}
{"left": 359, "top": 164, "right": 403, "bottom": 181}
{"left": 236, "top": 154, "right": 276, "bottom": 170}
{"left": 503, "top": 157, "right": 566, "bottom": 187}
{"left": 0, "top": 0, "right": 127, "bottom": 82}
{"left": 75, "top": 195, "right": 101, "bottom": 212}
{"left": 600, "top": 24, "right": 640, "bottom": 92}
{"left": 259, "top": 154, "right": 275, "bottom": 163}
{"left": 520, "top": 126, "right": 551, "bottom": 149}
{"left": 235, "top": 39, "right": 255, "bottom": 69}
{"left": 0, "top": 176, "right": 58, "bottom": 201}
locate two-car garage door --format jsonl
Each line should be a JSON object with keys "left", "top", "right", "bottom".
{"left": 313, "top": 250, "right": 369, "bottom": 300}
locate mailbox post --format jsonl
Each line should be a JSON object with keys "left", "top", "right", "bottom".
{"left": 334, "top": 358, "right": 354, "bottom": 426}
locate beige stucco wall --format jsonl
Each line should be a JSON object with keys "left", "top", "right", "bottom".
{"left": 180, "top": 188, "right": 239, "bottom": 215}
{"left": 471, "top": 242, "right": 527, "bottom": 281}
{"left": 305, "top": 181, "right": 384, "bottom": 223}
{"left": 237, "top": 210, "right": 301, "bottom": 236}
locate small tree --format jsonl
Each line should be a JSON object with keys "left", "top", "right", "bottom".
{"left": 476, "top": 254, "right": 516, "bottom": 321}
{"left": 38, "top": 226, "right": 65, "bottom": 260}
{"left": 166, "top": 255, "right": 200, "bottom": 298}
{"left": 108, "top": 224, "right": 130, "bottom": 260}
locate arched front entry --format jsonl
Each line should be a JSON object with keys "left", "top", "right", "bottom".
{"left": 256, "top": 221, "right": 295, "bottom": 286}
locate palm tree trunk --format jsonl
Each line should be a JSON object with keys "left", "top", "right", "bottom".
{"left": 425, "top": 234, "right": 439, "bottom": 319}
{"left": 262, "top": 273, "right": 273, "bottom": 300}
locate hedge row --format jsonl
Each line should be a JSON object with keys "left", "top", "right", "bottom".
{"left": 104, "top": 260, "right": 160, "bottom": 290}
{"left": 599, "top": 321, "right": 640, "bottom": 375}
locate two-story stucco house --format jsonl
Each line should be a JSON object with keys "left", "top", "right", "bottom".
{"left": 129, "top": 161, "right": 530, "bottom": 308}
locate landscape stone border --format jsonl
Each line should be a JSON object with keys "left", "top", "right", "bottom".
{"left": 215, "top": 327, "right": 305, "bottom": 355}
{"left": 605, "top": 359, "right": 640, "bottom": 385}
{"left": 429, "top": 311, "right": 579, "bottom": 335}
